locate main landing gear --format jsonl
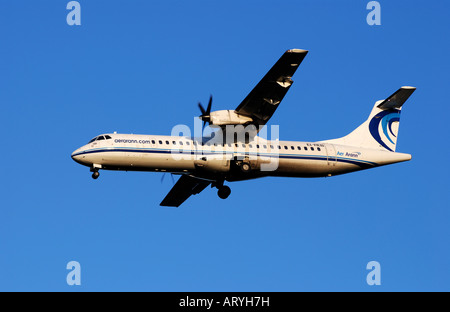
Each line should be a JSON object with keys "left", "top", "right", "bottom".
{"left": 217, "top": 185, "right": 231, "bottom": 199}
{"left": 212, "top": 181, "right": 231, "bottom": 200}
{"left": 233, "top": 157, "right": 251, "bottom": 174}
{"left": 240, "top": 161, "right": 251, "bottom": 173}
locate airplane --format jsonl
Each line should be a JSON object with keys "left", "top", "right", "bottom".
{"left": 71, "top": 49, "right": 415, "bottom": 207}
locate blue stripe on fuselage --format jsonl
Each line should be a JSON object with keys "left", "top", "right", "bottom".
{"left": 72, "top": 147, "right": 377, "bottom": 168}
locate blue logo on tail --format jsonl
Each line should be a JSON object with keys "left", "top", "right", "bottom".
{"left": 369, "top": 110, "right": 401, "bottom": 151}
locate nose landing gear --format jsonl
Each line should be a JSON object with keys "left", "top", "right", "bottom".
{"left": 90, "top": 167, "right": 100, "bottom": 180}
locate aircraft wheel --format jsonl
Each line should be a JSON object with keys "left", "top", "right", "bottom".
{"left": 92, "top": 171, "right": 100, "bottom": 179}
{"left": 240, "top": 162, "right": 251, "bottom": 173}
{"left": 217, "top": 185, "right": 231, "bottom": 199}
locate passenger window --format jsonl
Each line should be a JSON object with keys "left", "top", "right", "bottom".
{"left": 263, "top": 145, "right": 267, "bottom": 149}
{"left": 317, "top": 147, "right": 321, "bottom": 151}
{"left": 242, "top": 144, "right": 246, "bottom": 148}
{"left": 179, "top": 141, "right": 183, "bottom": 145}
{"left": 270, "top": 145, "right": 274, "bottom": 149}
{"left": 311, "top": 147, "right": 315, "bottom": 151}
{"left": 165, "top": 141, "right": 169, "bottom": 145}
{"left": 151, "top": 140, "right": 155, "bottom": 144}
{"left": 291, "top": 146, "right": 295, "bottom": 150}
{"left": 249, "top": 144, "right": 253, "bottom": 148}
{"left": 278, "top": 145, "right": 281, "bottom": 149}
{"left": 172, "top": 141, "right": 176, "bottom": 145}
{"left": 297, "top": 146, "right": 301, "bottom": 150}
{"left": 284, "top": 146, "right": 288, "bottom": 150}
{"left": 304, "top": 146, "right": 308, "bottom": 150}
{"left": 159, "top": 140, "right": 162, "bottom": 144}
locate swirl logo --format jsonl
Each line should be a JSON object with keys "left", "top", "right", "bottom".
{"left": 369, "top": 110, "right": 401, "bottom": 151}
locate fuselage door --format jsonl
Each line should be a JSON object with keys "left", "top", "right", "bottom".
{"left": 325, "top": 143, "right": 337, "bottom": 166}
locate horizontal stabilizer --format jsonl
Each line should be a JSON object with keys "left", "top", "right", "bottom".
{"left": 377, "top": 86, "right": 416, "bottom": 110}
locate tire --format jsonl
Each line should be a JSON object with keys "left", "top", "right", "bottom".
{"left": 240, "top": 162, "right": 251, "bottom": 173}
{"left": 92, "top": 171, "right": 100, "bottom": 179}
{"left": 217, "top": 186, "right": 231, "bottom": 199}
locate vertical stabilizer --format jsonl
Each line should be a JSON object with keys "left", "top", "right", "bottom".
{"left": 322, "top": 86, "right": 415, "bottom": 151}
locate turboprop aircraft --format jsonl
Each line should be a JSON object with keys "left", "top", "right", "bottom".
{"left": 71, "top": 49, "right": 415, "bottom": 207}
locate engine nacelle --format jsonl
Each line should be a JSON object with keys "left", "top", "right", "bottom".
{"left": 208, "top": 110, "right": 253, "bottom": 126}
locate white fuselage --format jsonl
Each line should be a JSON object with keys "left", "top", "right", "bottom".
{"left": 71, "top": 133, "right": 411, "bottom": 181}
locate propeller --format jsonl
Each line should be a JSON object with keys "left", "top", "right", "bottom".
{"left": 161, "top": 172, "right": 175, "bottom": 185}
{"left": 198, "top": 95, "right": 213, "bottom": 129}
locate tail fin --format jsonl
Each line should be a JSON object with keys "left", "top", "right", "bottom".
{"left": 323, "top": 86, "right": 415, "bottom": 152}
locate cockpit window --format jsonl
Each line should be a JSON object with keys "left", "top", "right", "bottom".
{"left": 88, "top": 135, "right": 110, "bottom": 144}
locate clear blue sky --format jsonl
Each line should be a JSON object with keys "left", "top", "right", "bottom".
{"left": 0, "top": 0, "right": 449, "bottom": 291}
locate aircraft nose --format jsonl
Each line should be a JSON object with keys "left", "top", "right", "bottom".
{"left": 71, "top": 146, "right": 93, "bottom": 167}
{"left": 71, "top": 148, "right": 83, "bottom": 163}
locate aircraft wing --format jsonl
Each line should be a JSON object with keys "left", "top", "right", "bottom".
{"left": 235, "top": 49, "right": 308, "bottom": 127}
{"left": 160, "top": 175, "right": 211, "bottom": 207}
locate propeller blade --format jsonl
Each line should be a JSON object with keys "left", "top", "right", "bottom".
{"left": 206, "top": 95, "right": 212, "bottom": 114}
{"left": 198, "top": 102, "right": 206, "bottom": 116}
{"left": 198, "top": 95, "right": 213, "bottom": 127}
{"left": 161, "top": 172, "right": 175, "bottom": 185}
